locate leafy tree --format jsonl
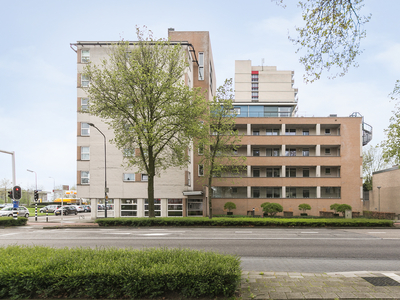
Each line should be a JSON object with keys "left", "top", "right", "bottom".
{"left": 197, "top": 79, "right": 246, "bottom": 219}
{"left": 0, "top": 179, "right": 11, "bottom": 204}
{"left": 224, "top": 201, "right": 236, "bottom": 212}
{"left": 275, "top": 0, "right": 371, "bottom": 83}
{"left": 298, "top": 203, "right": 311, "bottom": 214}
{"left": 363, "top": 145, "right": 393, "bottom": 190}
{"left": 330, "top": 203, "right": 340, "bottom": 214}
{"left": 261, "top": 202, "right": 283, "bottom": 216}
{"left": 337, "top": 204, "right": 352, "bottom": 216}
{"left": 84, "top": 27, "right": 207, "bottom": 217}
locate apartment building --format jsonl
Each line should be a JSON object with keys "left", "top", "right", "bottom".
{"left": 71, "top": 29, "right": 216, "bottom": 218}
{"left": 192, "top": 60, "right": 370, "bottom": 216}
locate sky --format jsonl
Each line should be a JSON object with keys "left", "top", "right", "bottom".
{"left": 0, "top": 0, "right": 399, "bottom": 197}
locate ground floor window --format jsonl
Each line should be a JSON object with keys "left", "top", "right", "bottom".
{"left": 168, "top": 199, "right": 183, "bottom": 216}
{"left": 121, "top": 199, "right": 137, "bottom": 217}
{"left": 144, "top": 199, "right": 161, "bottom": 217}
{"left": 188, "top": 199, "right": 203, "bottom": 216}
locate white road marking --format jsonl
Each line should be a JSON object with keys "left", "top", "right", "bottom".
{"left": 300, "top": 232, "right": 319, "bottom": 234}
{"left": 141, "top": 233, "right": 171, "bottom": 236}
{"left": 368, "top": 232, "right": 386, "bottom": 234}
{"left": 0, "top": 233, "right": 19, "bottom": 237}
{"left": 235, "top": 231, "right": 253, "bottom": 234}
{"left": 103, "top": 232, "right": 131, "bottom": 235}
{"left": 382, "top": 273, "right": 400, "bottom": 283}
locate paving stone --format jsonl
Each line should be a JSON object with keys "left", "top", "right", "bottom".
{"left": 290, "top": 287, "right": 310, "bottom": 293}
{"left": 306, "top": 287, "right": 325, "bottom": 293}
{"left": 274, "top": 287, "right": 292, "bottom": 293}
{"left": 302, "top": 292, "right": 323, "bottom": 299}
{"left": 319, "top": 292, "right": 339, "bottom": 299}
{"left": 369, "top": 292, "right": 396, "bottom": 298}
{"left": 248, "top": 275, "right": 263, "bottom": 279}
{"left": 350, "top": 292, "right": 375, "bottom": 298}
{"left": 286, "top": 292, "right": 305, "bottom": 299}
{"left": 269, "top": 291, "right": 288, "bottom": 299}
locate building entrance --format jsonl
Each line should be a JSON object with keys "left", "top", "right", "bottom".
{"left": 187, "top": 199, "right": 203, "bottom": 216}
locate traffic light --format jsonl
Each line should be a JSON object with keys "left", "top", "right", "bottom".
{"left": 13, "top": 186, "right": 22, "bottom": 200}
{"left": 34, "top": 190, "right": 39, "bottom": 201}
{"left": 7, "top": 190, "right": 13, "bottom": 199}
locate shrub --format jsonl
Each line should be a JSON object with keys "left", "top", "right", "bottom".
{"left": 224, "top": 201, "right": 236, "bottom": 212}
{"left": 0, "top": 246, "right": 241, "bottom": 299}
{"left": 298, "top": 203, "right": 311, "bottom": 214}
{"left": 0, "top": 217, "right": 27, "bottom": 227}
{"left": 337, "top": 204, "right": 352, "bottom": 217}
{"left": 330, "top": 203, "right": 340, "bottom": 214}
{"left": 261, "top": 202, "right": 283, "bottom": 216}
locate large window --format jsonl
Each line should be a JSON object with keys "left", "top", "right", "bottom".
{"left": 198, "top": 52, "right": 204, "bottom": 80}
{"left": 303, "top": 189, "right": 310, "bottom": 198}
{"left": 302, "top": 148, "right": 310, "bottom": 157}
{"left": 285, "top": 148, "right": 296, "bottom": 156}
{"left": 303, "top": 130, "right": 309, "bottom": 136}
{"left": 81, "top": 98, "right": 89, "bottom": 111}
{"left": 81, "top": 50, "right": 90, "bottom": 63}
{"left": 285, "top": 128, "right": 296, "bottom": 135}
{"left": 81, "top": 75, "right": 90, "bottom": 87}
{"left": 252, "top": 188, "right": 260, "bottom": 198}
{"left": 123, "top": 173, "right": 135, "bottom": 181}
{"left": 253, "top": 149, "right": 260, "bottom": 156}
{"left": 253, "top": 168, "right": 260, "bottom": 177}
{"left": 121, "top": 199, "right": 137, "bottom": 217}
{"left": 267, "top": 188, "right": 281, "bottom": 198}
{"left": 266, "top": 168, "right": 280, "bottom": 177}
{"left": 144, "top": 199, "right": 161, "bottom": 217}
{"left": 168, "top": 199, "right": 183, "bottom": 217}
{"left": 286, "top": 168, "right": 296, "bottom": 177}
{"left": 266, "top": 148, "right": 279, "bottom": 156}
{"left": 81, "top": 123, "right": 90, "bottom": 136}
{"left": 286, "top": 188, "right": 296, "bottom": 198}
{"left": 81, "top": 171, "right": 89, "bottom": 184}
{"left": 303, "top": 168, "right": 310, "bottom": 177}
{"left": 266, "top": 129, "right": 279, "bottom": 135}
{"left": 81, "top": 146, "right": 89, "bottom": 160}
{"left": 252, "top": 130, "right": 260, "bottom": 136}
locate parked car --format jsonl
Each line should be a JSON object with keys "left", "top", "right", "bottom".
{"left": 0, "top": 203, "right": 12, "bottom": 209}
{"left": 0, "top": 206, "right": 29, "bottom": 218}
{"left": 98, "top": 204, "right": 105, "bottom": 210}
{"left": 54, "top": 206, "right": 78, "bottom": 216}
{"left": 70, "top": 205, "right": 84, "bottom": 212}
{"left": 39, "top": 205, "right": 61, "bottom": 213}
{"left": 82, "top": 205, "right": 91, "bottom": 212}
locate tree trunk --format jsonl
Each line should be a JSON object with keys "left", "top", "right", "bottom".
{"left": 148, "top": 155, "right": 155, "bottom": 218}
{"left": 208, "top": 175, "right": 213, "bottom": 219}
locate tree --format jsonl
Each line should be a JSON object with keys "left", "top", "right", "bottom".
{"left": 298, "top": 203, "right": 311, "bottom": 214}
{"left": 84, "top": 27, "right": 207, "bottom": 217}
{"left": 275, "top": 0, "right": 371, "bottom": 83}
{"left": 363, "top": 145, "right": 393, "bottom": 190}
{"left": 336, "top": 204, "right": 352, "bottom": 216}
{"left": 0, "top": 179, "right": 11, "bottom": 204}
{"left": 196, "top": 79, "right": 246, "bottom": 219}
{"left": 330, "top": 203, "right": 340, "bottom": 214}
{"left": 224, "top": 201, "right": 236, "bottom": 213}
{"left": 261, "top": 202, "right": 283, "bottom": 216}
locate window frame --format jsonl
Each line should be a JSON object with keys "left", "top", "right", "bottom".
{"left": 141, "top": 174, "right": 148, "bottom": 181}
{"left": 81, "top": 171, "right": 90, "bottom": 184}
{"left": 123, "top": 173, "right": 136, "bottom": 181}
{"left": 198, "top": 52, "right": 204, "bottom": 80}
{"left": 81, "top": 50, "right": 90, "bottom": 63}
{"left": 81, "top": 123, "right": 90, "bottom": 136}
{"left": 81, "top": 146, "right": 90, "bottom": 160}
{"left": 198, "top": 165, "right": 204, "bottom": 176}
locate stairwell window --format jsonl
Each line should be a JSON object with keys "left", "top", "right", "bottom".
{"left": 81, "top": 146, "right": 90, "bottom": 160}
{"left": 198, "top": 52, "right": 204, "bottom": 80}
{"left": 81, "top": 98, "right": 89, "bottom": 111}
{"left": 81, "top": 75, "right": 90, "bottom": 87}
{"left": 81, "top": 171, "right": 90, "bottom": 184}
{"left": 81, "top": 123, "right": 90, "bottom": 136}
{"left": 81, "top": 50, "right": 90, "bottom": 63}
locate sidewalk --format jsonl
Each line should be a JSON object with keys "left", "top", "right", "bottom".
{"left": 241, "top": 271, "right": 400, "bottom": 299}
{"left": 27, "top": 219, "right": 99, "bottom": 228}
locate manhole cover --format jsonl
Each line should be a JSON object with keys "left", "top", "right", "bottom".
{"left": 362, "top": 277, "right": 400, "bottom": 286}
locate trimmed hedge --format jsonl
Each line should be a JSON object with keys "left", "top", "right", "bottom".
{"left": 0, "top": 246, "right": 241, "bottom": 299}
{"left": 0, "top": 216, "right": 27, "bottom": 227}
{"left": 95, "top": 217, "right": 394, "bottom": 227}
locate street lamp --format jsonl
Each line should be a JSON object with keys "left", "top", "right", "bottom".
{"left": 377, "top": 186, "right": 381, "bottom": 212}
{"left": 27, "top": 169, "right": 38, "bottom": 221}
{"left": 49, "top": 177, "right": 55, "bottom": 201}
{"left": 87, "top": 123, "right": 108, "bottom": 218}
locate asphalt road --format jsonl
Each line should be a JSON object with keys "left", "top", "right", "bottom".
{"left": 1, "top": 225, "right": 399, "bottom": 272}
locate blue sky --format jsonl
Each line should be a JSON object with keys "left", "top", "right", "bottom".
{"left": 0, "top": 0, "right": 399, "bottom": 195}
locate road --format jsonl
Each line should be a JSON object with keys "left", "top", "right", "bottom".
{"left": 1, "top": 220, "right": 400, "bottom": 272}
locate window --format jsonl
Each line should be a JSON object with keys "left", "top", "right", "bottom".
{"left": 81, "top": 171, "right": 89, "bottom": 184}
{"left": 251, "top": 72, "right": 258, "bottom": 81}
{"left": 325, "top": 148, "right": 331, "bottom": 155}
{"left": 198, "top": 52, "right": 204, "bottom": 80}
{"left": 285, "top": 128, "right": 296, "bottom": 135}
{"left": 286, "top": 168, "right": 296, "bottom": 177}
{"left": 302, "top": 148, "right": 309, "bottom": 157}
{"left": 81, "top": 146, "right": 90, "bottom": 160}
{"left": 266, "top": 148, "right": 279, "bottom": 156}
{"left": 233, "top": 107, "right": 241, "bottom": 115}
{"left": 253, "top": 188, "right": 260, "bottom": 198}
{"left": 303, "top": 168, "right": 309, "bottom": 177}
{"left": 253, "top": 149, "right": 260, "bottom": 156}
{"left": 81, "top": 123, "right": 90, "bottom": 136}
{"left": 252, "top": 83, "right": 259, "bottom": 90}
{"left": 285, "top": 148, "right": 296, "bottom": 156}
{"left": 325, "top": 168, "right": 331, "bottom": 175}
{"left": 233, "top": 149, "right": 238, "bottom": 155}
{"left": 325, "top": 128, "right": 331, "bottom": 135}
{"left": 141, "top": 174, "right": 148, "bottom": 181}
{"left": 303, "top": 189, "right": 310, "bottom": 198}
{"left": 303, "top": 130, "right": 309, "bottom": 135}
{"left": 81, "top": 50, "right": 90, "bottom": 63}
{"left": 168, "top": 199, "right": 183, "bottom": 217}
{"left": 252, "top": 130, "right": 260, "bottom": 136}
{"left": 81, "top": 75, "right": 90, "bottom": 87}
{"left": 266, "top": 129, "right": 279, "bottom": 135}
{"left": 123, "top": 149, "right": 135, "bottom": 157}
{"left": 81, "top": 98, "right": 89, "bottom": 111}
{"left": 286, "top": 188, "right": 296, "bottom": 198}
{"left": 252, "top": 91, "right": 259, "bottom": 100}
{"left": 121, "top": 199, "right": 137, "bottom": 217}
{"left": 144, "top": 199, "right": 161, "bottom": 217}
{"left": 266, "top": 168, "right": 280, "bottom": 177}
{"left": 123, "top": 173, "right": 135, "bottom": 181}
{"left": 267, "top": 188, "right": 280, "bottom": 198}
{"left": 232, "top": 187, "right": 238, "bottom": 193}
{"left": 198, "top": 143, "right": 204, "bottom": 155}
{"left": 209, "top": 62, "right": 213, "bottom": 93}
{"left": 253, "top": 169, "right": 260, "bottom": 177}
{"left": 198, "top": 165, "right": 204, "bottom": 176}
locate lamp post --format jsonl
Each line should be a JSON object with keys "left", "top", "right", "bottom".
{"left": 87, "top": 123, "right": 108, "bottom": 218}
{"left": 49, "top": 177, "right": 55, "bottom": 201}
{"left": 377, "top": 186, "right": 381, "bottom": 212}
{"left": 27, "top": 169, "right": 38, "bottom": 221}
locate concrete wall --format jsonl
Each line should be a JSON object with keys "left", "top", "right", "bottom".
{"left": 371, "top": 166, "right": 400, "bottom": 215}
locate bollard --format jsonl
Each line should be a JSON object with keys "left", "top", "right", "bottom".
{"left": 13, "top": 208, "right": 18, "bottom": 220}
{"left": 35, "top": 202, "right": 38, "bottom": 222}
{"left": 46, "top": 208, "right": 48, "bottom": 222}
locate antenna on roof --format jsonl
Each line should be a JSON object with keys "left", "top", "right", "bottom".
{"left": 261, "top": 58, "right": 264, "bottom": 71}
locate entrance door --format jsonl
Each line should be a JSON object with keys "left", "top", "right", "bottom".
{"left": 187, "top": 199, "right": 203, "bottom": 216}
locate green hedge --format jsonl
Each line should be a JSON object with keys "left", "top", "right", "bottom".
{"left": 0, "top": 217, "right": 27, "bottom": 227}
{"left": 95, "top": 217, "right": 394, "bottom": 227}
{"left": 0, "top": 246, "right": 241, "bottom": 299}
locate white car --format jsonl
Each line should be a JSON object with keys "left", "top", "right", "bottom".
{"left": 0, "top": 206, "right": 30, "bottom": 218}
{"left": 70, "top": 205, "right": 84, "bottom": 212}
